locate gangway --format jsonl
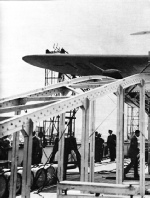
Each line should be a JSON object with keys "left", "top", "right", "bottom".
{"left": 0, "top": 73, "right": 150, "bottom": 198}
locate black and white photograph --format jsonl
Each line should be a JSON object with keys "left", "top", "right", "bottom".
{"left": 0, "top": 0, "right": 150, "bottom": 197}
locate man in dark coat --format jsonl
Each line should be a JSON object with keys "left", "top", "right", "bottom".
{"left": 98, "top": 134, "right": 104, "bottom": 163}
{"left": 50, "top": 133, "right": 81, "bottom": 180}
{"left": 107, "top": 130, "right": 116, "bottom": 162}
{"left": 0, "top": 136, "right": 10, "bottom": 160}
{"left": 32, "top": 131, "right": 41, "bottom": 165}
{"left": 124, "top": 130, "right": 140, "bottom": 178}
{"left": 95, "top": 133, "right": 104, "bottom": 163}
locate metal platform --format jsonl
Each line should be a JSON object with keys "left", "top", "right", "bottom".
{"left": 1, "top": 74, "right": 150, "bottom": 198}
{"left": 16, "top": 159, "right": 150, "bottom": 198}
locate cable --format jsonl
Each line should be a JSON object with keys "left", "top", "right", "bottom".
{"left": 89, "top": 107, "right": 116, "bottom": 138}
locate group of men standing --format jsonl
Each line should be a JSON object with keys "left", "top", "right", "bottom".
{"left": 32, "top": 127, "right": 140, "bottom": 180}
{"left": 95, "top": 129, "right": 116, "bottom": 163}
{"left": 95, "top": 129, "right": 140, "bottom": 179}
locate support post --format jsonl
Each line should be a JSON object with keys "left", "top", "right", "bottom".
{"left": 9, "top": 132, "right": 19, "bottom": 198}
{"left": 9, "top": 110, "right": 21, "bottom": 198}
{"left": 57, "top": 113, "right": 65, "bottom": 182}
{"left": 80, "top": 98, "right": 90, "bottom": 182}
{"left": 89, "top": 100, "right": 96, "bottom": 182}
{"left": 116, "top": 85, "right": 124, "bottom": 184}
{"left": 139, "top": 80, "right": 145, "bottom": 196}
{"left": 21, "top": 119, "right": 33, "bottom": 198}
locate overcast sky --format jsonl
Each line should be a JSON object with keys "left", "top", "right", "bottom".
{"left": 1, "top": 0, "right": 150, "bottom": 97}
{"left": 0, "top": 0, "right": 149, "bottom": 138}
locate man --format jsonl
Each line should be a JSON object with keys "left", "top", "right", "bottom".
{"left": 32, "top": 131, "right": 40, "bottom": 165}
{"left": 124, "top": 130, "right": 140, "bottom": 179}
{"left": 95, "top": 131, "right": 99, "bottom": 162}
{"left": 0, "top": 136, "right": 10, "bottom": 160}
{"left": 38, "top": 132, "right": 43, "bottom": 163}
{"left": 107, "top": 130, "right": 116, "bottom": 162}
{"left": 98, "top": 134, "right": 104, "bottom": 163}
{"left": 50, "top": 133, "right": 81, "bottom": 180}
{"left": 95, "top": 133, "right": 104, "bottom": 163}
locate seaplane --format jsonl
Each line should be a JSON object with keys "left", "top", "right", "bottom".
{"left": 22, "top": 31, "right": 150, "bottom": 113}
{"left": 23, "top": 50, "right": 150, "bottom": 80}
{"left": 23, "top": 31, "right": 150, "bottom": 80}
{"left": 1, "top": 31, "right": 150, "bottom": 198}
{"left": 21, "top": 31, "right": 150, "bottom": 197}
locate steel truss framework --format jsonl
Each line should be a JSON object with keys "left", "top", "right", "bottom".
{"left": 44, "top": 69, "right": 76, "bottom": 145}
{"left": 0, "top": 73, "right": 150, "bottom": 198}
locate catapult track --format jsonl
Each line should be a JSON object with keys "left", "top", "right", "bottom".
{"left": 0, "top": 73, "right": 150, "bottom": 198}
{"left": 0, "top": 73, "right": 150, "bottom": 136}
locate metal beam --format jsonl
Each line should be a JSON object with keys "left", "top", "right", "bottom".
{"left": 89, "top": 100, "right": 96, "bottom": 182}
{"left": 139, "top": 79, "right": 145, "bottom": 196}
{"left": 0, "top": 76, "right": 108, "bottom": 107}
{"left": 80, "top": 98, "right": 90, "bottom": 182}
{"left": 116, "top": 85, "right": 124, "bottom": 184}
{"left": 0, "top": 74, "right": 150, "bottom": 137}
{"left": 0, "top": 101, "right": 57, "bottom": 113}
{"left": 57, "top": 113, "right": 65, "bottom": 182}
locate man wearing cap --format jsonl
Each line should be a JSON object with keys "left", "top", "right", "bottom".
{"left": 107, "top": 130, "right": 116, "bottom": 162}
{"left": 124, "top": 130, "right": 140, "bottom": 179}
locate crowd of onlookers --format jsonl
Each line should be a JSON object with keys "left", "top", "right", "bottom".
{"left": 0, "top": 128, "right": 141, "bottom": 179}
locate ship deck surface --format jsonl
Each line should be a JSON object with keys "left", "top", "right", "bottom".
{"left": 17, "top": 158, "right": 150, "bottom": 198}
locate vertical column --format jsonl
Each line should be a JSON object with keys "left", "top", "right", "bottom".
{"left": 57, "top": 113, "right": 65, "bottom": 182}
{"left": 89, "top": 100, "right": 96, "bottom": 182}
{"left": 80, "top": 98, "right": 90, "bottom": 182}
{"left": 9, "top": 132, "right": 19, "bottom": 198}
{"left": 116, "top": 85, "right": 124, "bottom": 184}
{"left": 9, "top": 110, "right": 21, "bottom": 198}
{"left": 21, "top": 119, "right": 33, "bottom": 198}
{"left": 148, "top": 116, "right": 150, "bottom": 174}
{"left": 139, "top": 80, "right": 145, "bottom": 196}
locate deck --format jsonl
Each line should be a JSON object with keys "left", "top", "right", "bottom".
{"left": 17, "top": 158, "right": 150, "bottom": 198}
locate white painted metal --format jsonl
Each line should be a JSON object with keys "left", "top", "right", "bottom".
{"left": 1, "top": 73, "right": 149, "bottom": 198}
{"left": 57, "top": 113, "right": 65, "bottom": 182}
{"left": 139, "top": 80, "right": 145, "bottom": 197}
{"left": 9, "top": 110, "right": 21, "bottom": 198}
{"left": 80, "top": 98, "right": 90, "bottom": 182}
{"left": 1, "top": 74, "right": 150, "bottom": 138}
{"left": 89, "top": 100, "right": 96, "bottom": 182}
{"left": 116, "top": 85, "right": 124, "bottom": 184}
{"left": 21, "top": 119, "right": 33, "bottom": 198}
{"left": 0, "top": 76, "right": 112, "bottom": 107}
{"left": 58, "top": 180, "right": 139, "bottom": 197}
{"left": 9, "top": 132, "right": 19, "bottom": 198}
{"left": 0, "top": 101, "right": 57, "bottom": 113}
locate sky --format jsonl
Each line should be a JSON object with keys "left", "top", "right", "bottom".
{"left": 0, "top": 0, "right": 150, "bottom": 140}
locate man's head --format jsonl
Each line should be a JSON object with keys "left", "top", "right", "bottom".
{"left": 135, "top": 130, "right": 140, "bottom": 137}
{"left": 108, "top": 130, "right": 113, "bottom": 135}
{"left": 98, "top": 133, "right": 101, "bottom": 138}
{"left": 32, "top": 131, "right": 36, "bottom": 136}
{"left": 95, "top": 131, "right": 98, "bottom": 136}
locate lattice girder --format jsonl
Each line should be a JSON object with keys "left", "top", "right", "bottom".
{"left": 0, "top": 73, "right": 150, "bottom": 137}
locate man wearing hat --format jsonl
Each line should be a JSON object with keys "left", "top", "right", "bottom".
{"left": 107, "top": 130, "right": 116, "bottom": 161}
{"left": 124, "top": 130, "right": 140, "bottom": 179}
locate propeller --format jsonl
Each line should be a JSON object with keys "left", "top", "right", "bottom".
{"left": 130, "top": 31, "right": 150, "bottom": 35}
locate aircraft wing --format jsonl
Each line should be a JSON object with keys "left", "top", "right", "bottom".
{"left": 22, "top": 54, "right": 149, "bottom": 78}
